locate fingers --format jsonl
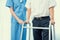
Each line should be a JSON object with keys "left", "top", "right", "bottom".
{"left": 51, "top": 22, "right": 55, "bottom": 25}
{"left": 50, "top": 19, "right": 55, "bottom": 25}
{"left": 24, "top": 21, "right": 29, "bottom": 24}
{"left": 18, "top": 20, "right": 24, "bottom": 24}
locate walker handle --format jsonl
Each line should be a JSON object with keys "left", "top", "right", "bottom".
{"left": 23, "top": 22, "right": 31, "bottom": 26}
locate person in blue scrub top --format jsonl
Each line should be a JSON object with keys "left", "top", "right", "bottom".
{"left": 6, "top": 0, "right": 26, "bottom": 40}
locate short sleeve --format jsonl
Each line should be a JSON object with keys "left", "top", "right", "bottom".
{"left": 25, "top": 0, "right": 31, "bottom": 9}
{"left": 48, "top": 0, "right": 56, "bottom": 8}
{"left": 6, "top": 0, "right": 14, "bottom": 8}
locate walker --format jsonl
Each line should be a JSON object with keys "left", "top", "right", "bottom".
{"left": 20, "top": 22, "right": 56, "bottom": 40}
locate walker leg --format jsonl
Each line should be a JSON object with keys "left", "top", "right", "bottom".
{"left": 49, "top": 25, "right": 51, "bottom": 40}
{"left": 20, "top": 25, "right": 24, "bottom": 40}
{"left": 52, "top": 25, "right": 56, "bottom": 40}
{"left": 29, "top": 28, "right": 31, "bottom": 40}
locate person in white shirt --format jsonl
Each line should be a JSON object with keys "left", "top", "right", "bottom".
{"left": 25, "top": 0, "right": 56, "bottom": 40}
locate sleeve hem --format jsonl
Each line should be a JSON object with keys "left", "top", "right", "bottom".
{"left": 6, "top": 4, "right": 13, "bottom": 8}
{"left": 49, "top": 4, "right": 56, "bottom": 8}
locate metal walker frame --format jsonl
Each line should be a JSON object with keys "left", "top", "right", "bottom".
{"left": 20, "top": 22, "right": 56, "bottom": 40}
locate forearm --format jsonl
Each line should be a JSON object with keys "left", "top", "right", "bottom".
{"left": 10, "top": 7, "right": 22, "bottom": 22}
{"left": 49, "top": 7, "right": 54, "bottom": 20}
{"left": 26, "top": 8, "right": 31, "bottom": 20}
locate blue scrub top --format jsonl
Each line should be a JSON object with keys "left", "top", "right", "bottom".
{"left": 6, "top": 0, "right": 26, "bottom": 22}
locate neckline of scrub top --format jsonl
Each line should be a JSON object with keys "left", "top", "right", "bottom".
{"left": 20, "top": 0, "right": 23, "bottom": 2}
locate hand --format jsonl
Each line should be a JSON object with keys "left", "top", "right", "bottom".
{"left": 50, "top": 19, "right": 55, "bottom": 25}
{"left": 18, "top": 19, "right": 24, "bottom": 24}
{"left": 24, "top": 20, "right": 29, "bottom": 24}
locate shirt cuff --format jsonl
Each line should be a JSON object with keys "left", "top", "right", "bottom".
{"left": 49, "top": 4, "right": 56, "bottom": 8}
{"left": 6, "top": 4, "right": 13, "bottom": 8}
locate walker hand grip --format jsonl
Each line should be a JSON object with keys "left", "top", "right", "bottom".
{"left": 23, "top": 22, "right": 31, "bottom": 26}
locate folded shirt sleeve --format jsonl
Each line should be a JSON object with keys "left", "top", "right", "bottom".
{"left": 25, "top": 0, "right": 31, "bottom": 9}
{"left": 6, "top": 0, "right": 14, "bottom": 8}
{"left": 48, "top": 0, "right": 56, "bottom": 8}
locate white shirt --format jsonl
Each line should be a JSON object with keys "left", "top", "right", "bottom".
{"left": 25, "top": 0, "right": 56, "bottom": 18}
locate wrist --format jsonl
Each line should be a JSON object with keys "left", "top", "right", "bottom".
{"left": 50, "top": 18, "right": 54, "bottom": 20}
{"left": 50, "top": 17, "right": 54, "bottom": 20}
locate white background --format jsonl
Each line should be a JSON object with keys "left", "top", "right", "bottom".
{"left": 0, "top": 0, "right": 60, "bottom": 40}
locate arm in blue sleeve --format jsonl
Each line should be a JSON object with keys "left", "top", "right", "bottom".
{"left": 6, "top": 0, "right": 14, "bottom": 8}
